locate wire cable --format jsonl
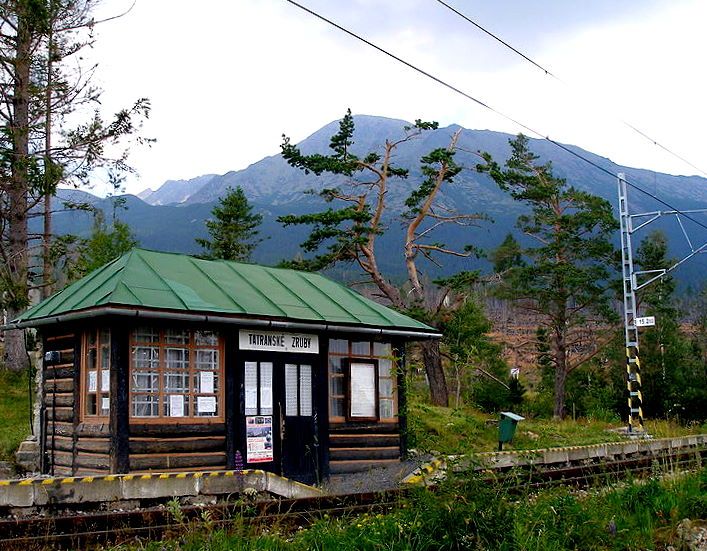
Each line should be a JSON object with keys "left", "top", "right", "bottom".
{"left": 283, "top": 0, "right": 707, "bottom": 234}
{"left": 433, "top": 0, "right": 707, "bottom": 179}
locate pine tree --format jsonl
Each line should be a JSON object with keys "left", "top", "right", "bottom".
{"left": 196, "top": 186, "right": 263, "bottom": 262}
{"left": 478, "top": 134, "right": 618, "bottom": 419}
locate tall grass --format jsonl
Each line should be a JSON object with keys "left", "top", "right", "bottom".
{"left": 107, "top": 467, "right": 707, "bottom": 551}
{"left": 0, "top": 368, "right": 31, "bottom": 461}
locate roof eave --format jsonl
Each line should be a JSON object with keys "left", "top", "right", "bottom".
{"left": 6, "top": 306, "right": 441, "bottom": 340}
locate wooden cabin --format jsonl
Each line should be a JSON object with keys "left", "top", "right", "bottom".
{"left": 11, "top": 249, "right": 439, "bottom": 483}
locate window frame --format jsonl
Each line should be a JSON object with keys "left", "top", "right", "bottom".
{"left": 328, "top": 339, "right": 398, "bottom": 423}
{"left": 129, "top": 327, "right": 225, "bottom": 424}
{"left": 81, "top": 328, "right": 111, "bottom": 422}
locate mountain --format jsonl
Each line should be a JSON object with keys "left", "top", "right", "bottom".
{"left": 138, "top": 174, "right": 217, "bottom": 205}
{"left": 47, "top": 115, "right": 707, "bottom": 288}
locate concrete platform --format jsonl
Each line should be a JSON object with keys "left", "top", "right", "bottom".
{"left": 0, "top": 469, "right": 322, "bottom": 511}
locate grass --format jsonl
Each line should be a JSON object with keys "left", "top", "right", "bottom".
{"left": 406, "top": 401, "right": 706, "bottom": 455}
{"left": 105, "top": 467, "right": 707, "bottom": 550}
{"left": 0, "top": 368, "right": 32, "bottom": 461}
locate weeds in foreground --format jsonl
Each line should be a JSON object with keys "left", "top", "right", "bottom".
{"left": 107, "top": 466, "right": 707, "bottom": 551}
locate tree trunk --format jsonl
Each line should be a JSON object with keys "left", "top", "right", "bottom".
{"left": 421, "top": 340, "right": 449, "bottom": 407}
{"left": 552, "top": 326, "right": 568, "bottom": 419}
{"left": 3, "top": 6, "right": 33, "bottom": 372}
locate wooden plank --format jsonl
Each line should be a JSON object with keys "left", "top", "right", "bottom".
{"left": 76, "top": 423, "right": 111, "bottom": 436}
{"left": 130, "top": 465, "right": 226, "bottom": 474}
{"left": 329, "top": 447, "right": 400, "bottom": 461}
{"left": 129, "top": 436, "right": 225, "bottom": 455}
{"left": 329, "top": 422, "right": 399, "bottom": 434}
{"left": 47, "top": 406, "right": 74, "bottom": 423}
{"left": 46, "top": 334, "right": 75, "bottom": 342}
{"left": 52, "top": 451, "right": 74, "bottom": 468}
{"left": 129, "top": 423, "right": 226, "bottom": 437}
{"left": 45, "top": 367, "right": 74, "bottom": 380}
{"left": 329, "top": 434, "right": 400, "bottom": 447}
{"left": 46, "top": 421, "right": 74, "bottom": 438}
{"left": 128, "top": 452, "right": 226, "bottom": 471}
{"left": 50, "top": 436, "right": 74, "bottom": 453}
{"left": 75, "top": 452, "right": 111, "bottom": 469}
{"left": 43, "top": 378, "right": 74, "bottom": 393}
{"left": 76, "top": 438, "right": 111, "bottom": 454}
{"left": 43, "top": 392, "right": 74, "bottom": 408}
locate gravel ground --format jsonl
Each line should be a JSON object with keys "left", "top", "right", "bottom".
{"left": 321, "top": 454, "right": 432, "bottom": 495}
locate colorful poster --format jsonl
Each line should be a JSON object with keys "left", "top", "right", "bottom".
{"left": 246, "top": 415, "right": 273, "bottom": 463}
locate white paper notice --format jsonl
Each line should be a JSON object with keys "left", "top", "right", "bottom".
{"left": 200, "top": 371, "right": 214, "bottom": 394}
{"left": 197, "top": 396, "right": 216, "bottom": 413}
{"left": 101, "top": 369, "right": 110, "bottom": 392}
{"left": 101, "top": 397, "right": 110, "bottom": 411}
{"left": 169, "top": 394, "right": 185, "bottom": 417}
{"left": 88, "top": 371, "right": 97, "bottom": 392}
{"left": 244, "top": 362, "right": 258, "bottom": 413}
{"left": 260, "top": 362, "right": 273, "bottom": 412}
{"left": 350, "top": 363, "right": 376, "bottom": 418}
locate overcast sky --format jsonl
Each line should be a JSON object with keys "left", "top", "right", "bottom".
{"left": 86, "top": 0, "right": 706, "bottom": 196}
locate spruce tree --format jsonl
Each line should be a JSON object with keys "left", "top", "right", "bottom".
{"left": 196, "top": 186, "right": 263, "bottom": 262}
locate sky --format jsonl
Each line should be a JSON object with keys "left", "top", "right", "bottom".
{"left": 84, "top": 0, "right": 707, "bottom": 196}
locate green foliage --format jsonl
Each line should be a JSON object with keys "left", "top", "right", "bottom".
{"left": 0, "top": 368, "right": 31, "bottom": 461}
{"left": 76, "top": 210, "right": 137, "bottom": 276}
{"left": 196, "top": 186, "right": 263, "bottom": 262}
{"left": 478, "top": 134, "right": 619, "bottom": 418}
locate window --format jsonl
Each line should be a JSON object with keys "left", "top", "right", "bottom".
{"left": 82, "top": 329, "right": 111, "bottom": 420}
{"left": 130, "top": 327, "right": 223, "bottom": 422}
{"left": 328, "top": 339, "right": 397, "bottom": 422}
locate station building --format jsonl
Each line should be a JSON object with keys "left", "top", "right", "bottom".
{"left": 11, "top": 249, "right": 439, "bottom": 483}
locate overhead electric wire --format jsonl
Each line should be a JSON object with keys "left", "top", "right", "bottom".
{"left": 433, "top": 0, "right": 707, "bottom": 179}
{"left": 283, "top": 0, "right": 707, "bottom": 234}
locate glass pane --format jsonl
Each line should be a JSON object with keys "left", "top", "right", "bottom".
{"left": 260, "top": 362, "right": 273, "bottom": 415}
{"left": 330, "top": 398, "right": 344, "bottom": 417}
{"left": 101, "top": 346, "right": 110, "bottom": 370}
{"left": 328, "top": 339, "right": 348, "bottom": 355}
{"left": 379, "top": 378, "right": 394, "bottom": 398}
{"left": 165, "top": 348, "right": 189, "bottom": 369}
{"left": 133, "top": 327, "right": 158, "bottom": 343}
{"left": 378, "top": 358, "right": 392, "bottom": 378}
{"left": 351, "top": 341, "right": 371, "bottom": 356}
{"left": 164, "top": 372, "right": 189, "bottom": 392}
{"left": 196, "top": 349, "right": 218, "bottom": 370}
{"left": 300, "top": 365, "right": 312, "bottom": 416}
{"left": 285, "top": 364, "right": 298, "bottom": 416}
{"left": 379, "top": 399, "right": 394, "bottom": 419}
{"left": 329, "top": 356, "right": 343, "bottom": 374}
{"left": 165, "top": 329, "right": 189, "bottom": 344}
{"left": 132, "top": 372, "right": 158, "bottom": 391}
{"left": 88, "top": 331, "right": 97, "bottom": 346}
{"left": 86, "top": 393, "right": 97, "bottom": 415}
{"left": 133, "top": 346, "right": 159, "bottom": 369}
{"left": 330, "top": 375, "right": 344, "bottom": 396}
{"left": 195, "top": 330, "right": 219, "bottom": 346}
{"left": 87, "top": 348, "right": 97, "bottom": 371}
{"left": 373, "top": 342, "right": 392, "bottom": 357}
{"left": 132, "top": 395, "right": 159, "bottom": 417}
{"left": 99, "top": 329, "right": 110, "bottom": 346}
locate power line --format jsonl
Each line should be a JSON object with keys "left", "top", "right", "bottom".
{"left": 283, "top": 0, "right": 707, "bottom": 234}
{"left": 433, "top": 0, "right": 707, "bottom": 179}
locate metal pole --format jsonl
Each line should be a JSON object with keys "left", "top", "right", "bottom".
{"left": 617, "top": 173, "right": 644, "bottom": 432}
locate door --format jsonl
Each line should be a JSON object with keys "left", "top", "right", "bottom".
{"left": 280, "top": 361, "right": 317, "bottom": 483}
{"left": 239, "top": 356, "right": 318, "bottom": 483}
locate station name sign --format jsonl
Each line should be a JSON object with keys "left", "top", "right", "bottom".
{"left": 239, "top": 330, "right": 319, "bottom": 354}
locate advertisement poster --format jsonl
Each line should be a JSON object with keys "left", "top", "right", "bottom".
{"left": 246, "top": 415, "right": 273, "bottom": 463}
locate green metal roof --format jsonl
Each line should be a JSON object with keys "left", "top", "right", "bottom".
{"left": 13, "top": 249, "right": 437, "bottom": 335}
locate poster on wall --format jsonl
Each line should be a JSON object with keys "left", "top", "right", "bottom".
{"left": 246, "top": 415, "right": 273, "bottom": 463}
{"left": 350, "top": 362, "right": 376, "bottom": 418}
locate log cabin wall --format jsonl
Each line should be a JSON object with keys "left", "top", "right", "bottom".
{"left": 124, "top": 323, "right": 229, "bottom": 473}
{"left": 326, "top": 337, "right": 404, "bottom": 475}
{"left": 42, "top": 331, "right": 77, "bottom": 475}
